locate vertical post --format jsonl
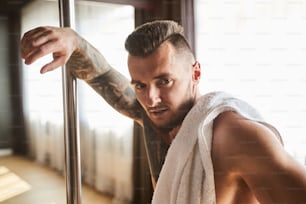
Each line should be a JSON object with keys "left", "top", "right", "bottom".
{"left": 58, "top": 0, "right": 82, "bottom": 204}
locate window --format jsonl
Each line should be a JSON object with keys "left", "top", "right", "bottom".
{"left": 21, "top": 0, "right": 135, "bottom": 201}
{"left": 195, "top": 0, "right": 306, "bottom": 164}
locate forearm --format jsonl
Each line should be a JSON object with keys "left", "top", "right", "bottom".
{"left": 67, "top": 34, "right": 111, "bottom": 81}
{"left": 87, "top": 69, "right": 142, "bottom": 121}
{"left": 66, "top": 33, "right": 143, "bottom": 123}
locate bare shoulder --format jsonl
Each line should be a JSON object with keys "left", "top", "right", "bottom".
{"left": 212, "top": 111, "right": 283, "bottom": 166}
{"left": 212, "top": 111, "right": 306, "bottom": 203}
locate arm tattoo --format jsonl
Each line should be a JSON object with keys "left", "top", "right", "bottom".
{"left": 66, "top": 36, "right": 143, "bottom": 122}
{"left": 87, "top": 68, "right": 143, "bottom": 122}
{"left": 67, "top": 37, "right": 111, "bottom": 81}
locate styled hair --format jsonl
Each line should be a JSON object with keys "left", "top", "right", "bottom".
{"left": 125, "top": 20, "right": 194, "bottom": 58}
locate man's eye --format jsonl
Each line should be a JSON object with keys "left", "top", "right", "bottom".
{"left": 134, "top": 83, "right": 146, "bottom": 90}
{"left": 157, "top": 78, "right": 173, "bottom": 87}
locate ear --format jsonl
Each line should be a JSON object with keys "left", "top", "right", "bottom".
{"left": 192, "top": 61, "right": 201, "bottom": 83}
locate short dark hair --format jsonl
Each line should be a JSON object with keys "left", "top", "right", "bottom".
{"left": 125, "top": 20, "right": 194, "bottom": 58}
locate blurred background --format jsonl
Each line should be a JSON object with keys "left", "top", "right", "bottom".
{"left": 0, "top": 0, "right": 305, "bottom": 203}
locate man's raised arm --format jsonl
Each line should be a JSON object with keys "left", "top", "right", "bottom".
{"left": 21, "top": 26, "right": 143, "bottom": 124}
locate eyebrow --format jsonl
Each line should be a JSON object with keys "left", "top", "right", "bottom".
{"left": 130, "top": 79, "right": 141, "bottom": 85}
{"left": 131, "top": 73, "right": 173, "bottom": 84}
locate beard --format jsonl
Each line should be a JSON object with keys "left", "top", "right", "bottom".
{"left": 152, "top": 97, "right": 195, "bottom": 133}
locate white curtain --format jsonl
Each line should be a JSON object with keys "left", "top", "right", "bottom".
{"left": 195, "top": 0, "right": 306, "bottom": 165}
{"left": 21, "top": 0, "right": 134, "bottom": 203}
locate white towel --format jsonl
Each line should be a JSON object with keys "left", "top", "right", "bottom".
{"left": 151, "top": 91, "right": 281, "bottom": 204}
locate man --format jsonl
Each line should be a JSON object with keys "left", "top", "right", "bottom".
{"left": 21, "top": 20, "right": 306, "bottom": 203}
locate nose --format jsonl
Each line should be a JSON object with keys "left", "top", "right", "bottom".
{"left": 145, "top": 85, "right": 161, "bottom": 107}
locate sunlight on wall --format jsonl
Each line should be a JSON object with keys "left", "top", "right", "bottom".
{"left": 195, "top": 0, "right": 306, "bottom": 164}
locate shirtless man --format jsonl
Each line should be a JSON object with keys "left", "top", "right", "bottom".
{"left": 21, "top": 20, "right": 306, "bottom": 203}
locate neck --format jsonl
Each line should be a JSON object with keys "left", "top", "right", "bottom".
{"left": 167, "top": 125, "right": 181, "bottom": 144}
{"left": 152, "top": 123, "right": 182, "bottom": 145}
{"left": 166, "top": 93, "right": 201, "bottom": 144}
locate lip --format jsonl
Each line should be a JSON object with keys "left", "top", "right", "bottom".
{"left": 147, "top": 107, "right": 169, "bottom": 117}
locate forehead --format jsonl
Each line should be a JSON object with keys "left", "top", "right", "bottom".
{"left": 128, "top": 42, "right": 184, "bottom": 80}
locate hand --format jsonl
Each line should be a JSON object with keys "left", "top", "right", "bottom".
{"left": 20, "top": 26, "right": 78, "bottom": 74}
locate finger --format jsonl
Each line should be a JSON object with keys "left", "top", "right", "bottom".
{"left": 40, "top": 56, "right": 66, "bottom": 74}
{"left": 21, "top": 27, "right": 54, "bottom": 58}
{"left": 32, "top": 29, "right": 54, "bottom": 47}
{"left": 21, "top": 26, "right": 45, "bottom": 46}
{"left": 24, "top": 40, "right": 61, "bottom": 65}
{"left": 21, "top": 33, "right": 53, "bottom": 59}
{"left": 23, "top": 47, "right": 48, "bottom": 65}
{"left": 22, "top": 26, "right": 47, "bottom": 39}
{"left": 21, "top": 27, "right": 47, "bottom": 57}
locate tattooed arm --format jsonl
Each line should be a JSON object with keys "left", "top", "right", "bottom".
{"left": 21, "top": 26, "right": 143, "bottom": 124}
{"left": 67, "top": 35, "right": 143, "bottom": 123}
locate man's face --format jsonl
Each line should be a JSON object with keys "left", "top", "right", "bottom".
{"left": 128, "top": 42, "right": 199, "bottom": 130}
